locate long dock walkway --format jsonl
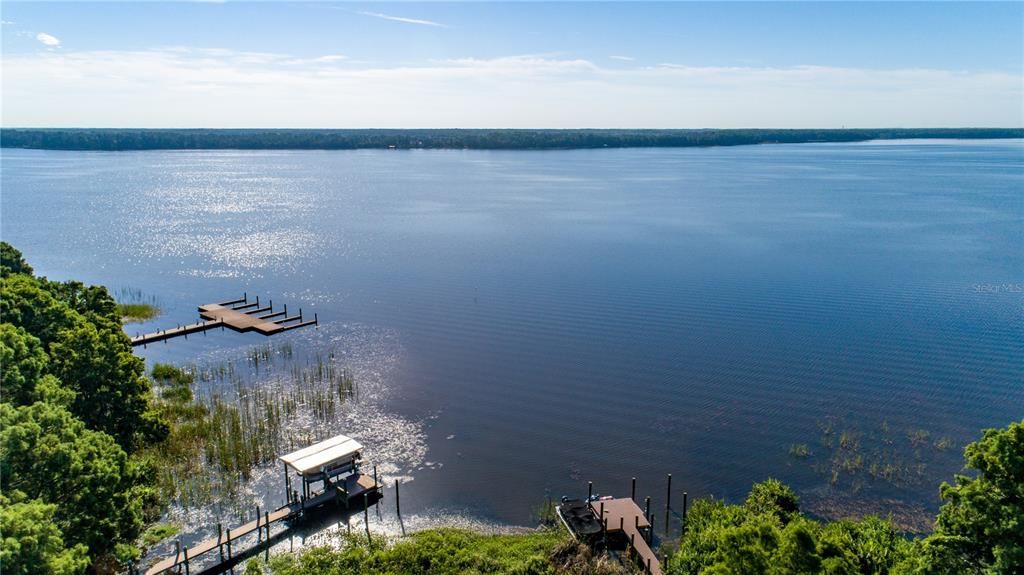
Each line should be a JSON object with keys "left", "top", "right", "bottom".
{"left": 591, "top": 498, "right": 662, "bottom": 575}
{"left": 143, "top": 473, "right": 379, "bottom": 575}
{"left": 131, "top": 294, "right": 317, "bottom": 347}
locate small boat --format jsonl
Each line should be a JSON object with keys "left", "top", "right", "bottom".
{"left": 556, "top": 497, "right": 602, "bottom": 540}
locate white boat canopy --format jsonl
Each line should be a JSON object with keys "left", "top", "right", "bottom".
{"left": 279, "top": 433, "right": 363, "bottom": 477}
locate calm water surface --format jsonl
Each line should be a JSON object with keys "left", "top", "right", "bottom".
{"left": 2, "top": 141, "right": 1021, "bottom": 541}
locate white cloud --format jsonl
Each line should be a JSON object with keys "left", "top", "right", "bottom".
{"left": 358, "top": 11, "right": 446, "bottom": 28}
{"left": 1, "top": 20, "right": 16, "bottom": 25}
{"left": 609, "top": 55, "right": 635, "bottom": 62}
{"left": 1, "top": 48, "right": 1020, "bottom": 128}
{"left": 36, "top": 32, "right": 60, "bottom": 47}
{"left": 311, "top": 55, "right": 348, "bottom": 63}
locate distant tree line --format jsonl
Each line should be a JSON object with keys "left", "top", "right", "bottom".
{"left": 1, "top": 128, "right": 1021, "bottom": 151}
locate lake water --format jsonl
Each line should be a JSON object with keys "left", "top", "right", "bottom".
{"left": 2, "top": 140, "right": 1021, "bottom": 543}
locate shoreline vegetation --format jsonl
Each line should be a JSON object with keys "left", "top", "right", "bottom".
{"left": 1, "top": 128, "right": 1021, "bottom": 152}
{"left": 1, "top": 240, "right": 1021, "bottom": 575}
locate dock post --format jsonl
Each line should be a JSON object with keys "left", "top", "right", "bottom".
{"left": 395, "top": 479, "right": 401, "bottom": 517}
{"left": 183, "top": 547, "right": 190, "bottom": 575}
{"left": 256, "top": 506, "right": 262, "bottom": 542}
{"left": 620, "top": 517, "right": 624, "bottom": 531}
{"left": 665, "top": 473, "right": 672, "bottom": 537}
{"left": 284, "top": 461, "right": 290, "bottom": 504}
{"left": 588, "top": 481, "right": 593, "bottom": 501}
{"left": 645, "top": 496, "right": 651, "bottom": 520}
{"left": 649, "top": 515, "right": 655, "bottom": 544}
{"left": 632, "top": 477, "right": 636, "bottom": 502}
{"left": 682, "top": 491, "right": 688, "bottom": 533}
{"left": 265, "top": 511, "right": 271, "bottom": 558}
{"left": 226, "top": 529, "right": 232, "bottom": 559}
{"left": 218, "top": 523, "right": 224, "bottom": 563}
{"left": 314, "top": 313, "right": 318, "bottom": 325}
{"left": 373, "top": 465, "right": 378, "bottom": 490}
{"left": 364, "top": 493, "right": 371, "bottom": 542}
{"left": 646, "top": 557, "right": 651, "bottom": 574}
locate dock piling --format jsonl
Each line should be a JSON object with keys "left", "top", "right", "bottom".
{"left": 665, "top": 474, "right": 672, "bottom": 537}
{"left": 364, "top": 493, "right": 371, "bottom": 542}
{"left": 682, "top": 491, "right": 688, "bottom": 533}
{"left": 632, "top": 477, "right": 636, "bottom": 502}
{"left": 395, "top": 479, "right": 401, "bottom": 517}
{"left": 217, "top": 523, "right": 224, "bottom": 563}
{"left": 588, "top": 481, "right": 593, "bottom": 501}
{"left": 226, "top": 529, "right": 232, "bottom": 559}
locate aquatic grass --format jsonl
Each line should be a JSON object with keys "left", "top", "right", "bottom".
{"left": 118, "top": 302, "right": 160, "bottom": 323}
{"left": 145, "top": 348, "right": 360, "bottom": 511}
{"left": 789, "top": 444, "right": 810, "bottom": 458}
{"left": 115, "top": 286, "right": 162, "bottom": 322}
{"left": 801, "top": 418, "right": 961, "bottom": 493}
{"left": 907, "top": 429, "right": 931, "bottom": 448}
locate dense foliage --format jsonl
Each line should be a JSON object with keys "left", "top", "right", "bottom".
{"left": 667, "top": 422, "right": 1024, "bottom": 575}
{"left": 0, "top": 243, "right": 165, "bottom": 574}
{"left": 253, "top": 529, "right": 636, "bottom": 575}
{"left": 2, "top": 128, "right": 1021, "bottom": 151}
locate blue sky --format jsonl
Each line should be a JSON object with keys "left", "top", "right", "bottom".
{"left": 2, "top": 2, "right": 1021, "bottom": 127}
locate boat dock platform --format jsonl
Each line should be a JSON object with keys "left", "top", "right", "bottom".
{"left": 592, "top": 498, "right": 662, "bottom": 575}
{"left": 557, "top": 474, "right": 689, "bottom": 575}
{"left": 130, "top": 294, "right": 317, "bottom": 347}
{"left": 142, "top": 434, "right": 383, "bottom": 575}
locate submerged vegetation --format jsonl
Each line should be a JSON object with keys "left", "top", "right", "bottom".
{"left": 797, "top": 418, "right": 964, "bottom": 494}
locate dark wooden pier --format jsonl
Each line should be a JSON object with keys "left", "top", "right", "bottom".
{"left": 130, "top": 294, "right": 317, "bottom": 347}
{"left": 557, "top": 475, "right": 690, "bottom": 575}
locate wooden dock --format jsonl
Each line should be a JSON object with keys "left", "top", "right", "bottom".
{"left": 143, "top": 472, "right": 380, "bottom": 575}
{"left": 131, "top": 294, "right": 317, "bottom": 347}
{"left": 592, "top": 498, "right": 662, "bottom": 575}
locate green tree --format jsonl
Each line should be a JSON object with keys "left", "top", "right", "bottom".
{"left": 905, "top": 420, "right": 1024, "bottom": 574}
{"left": 0, "top": 241, "right": 33, "bottom": 277}
{"left": 0, "top": 274, "right": 81, "bottom": 347}
{"left": 0, "top": 492, "right": 89, "bottom": 575}
{"left": 0, "top": 272, "right": 167, "bottom": 449}
{"left": 0, "top": 323, "right": 49, "bottom": 405}
{"left": 0, "top": 402, "right": 145, "bottom": 557}
{"left": 49, "top": 319, "right": 166, "bottom": 449}
{"left": 744, "top": 478, "right": 800, "bottom": 524}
